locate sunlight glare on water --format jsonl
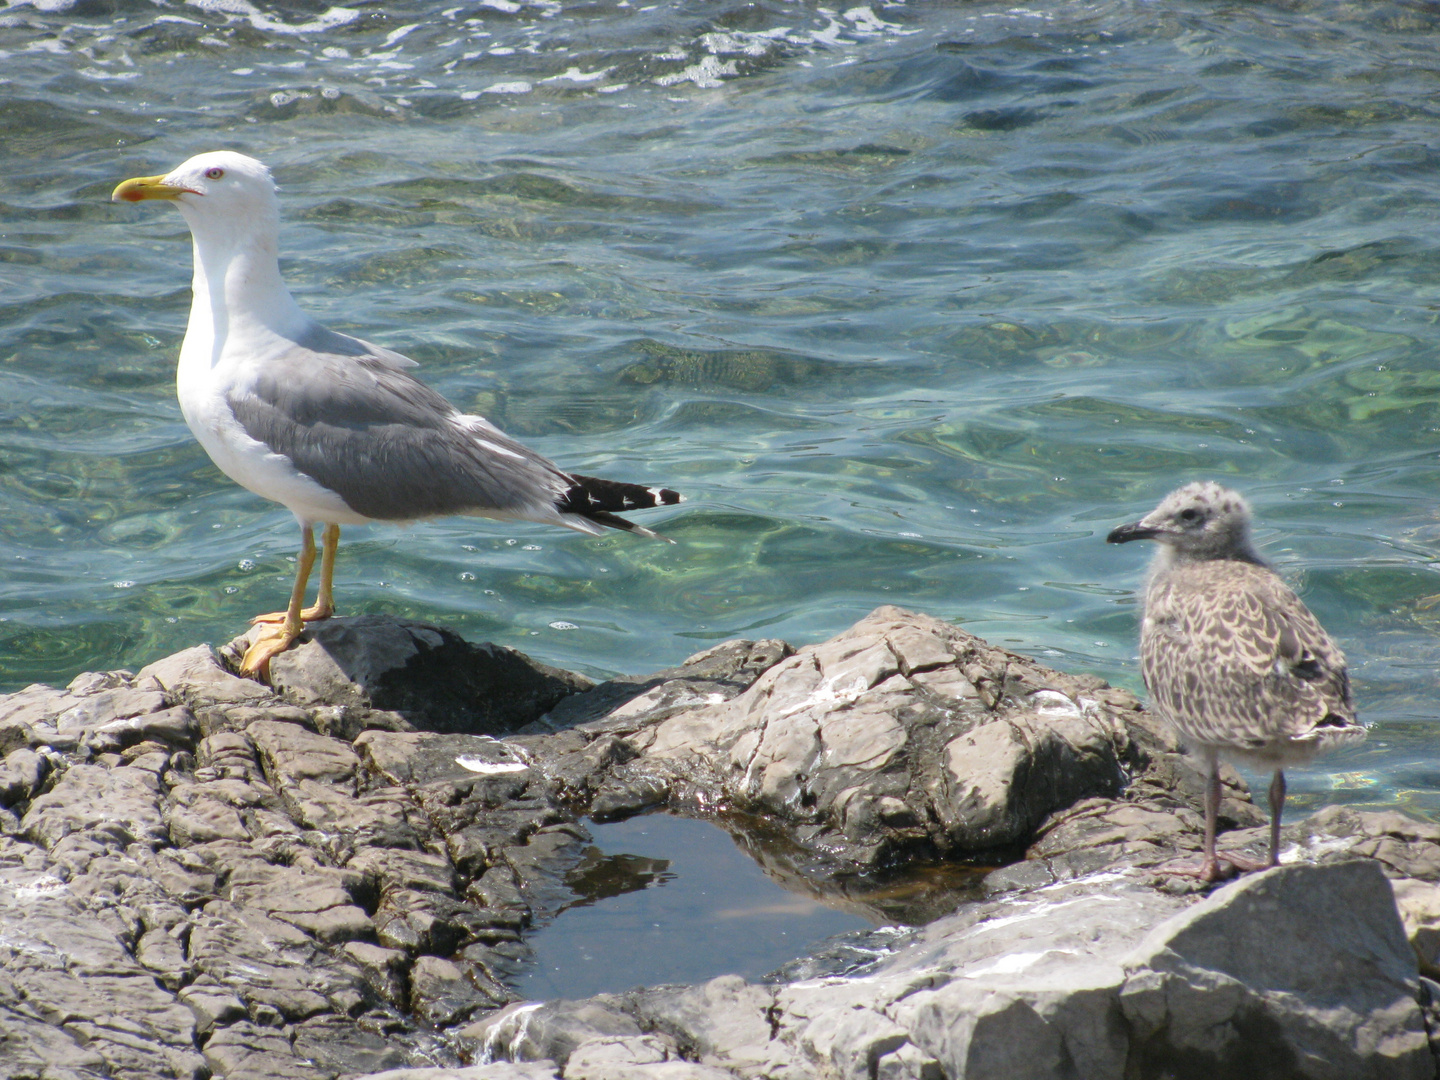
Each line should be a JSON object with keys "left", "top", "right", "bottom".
{"left": 1, "top": 0, "right": 1439, "bottom": 819}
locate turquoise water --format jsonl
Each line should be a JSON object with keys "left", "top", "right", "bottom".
{"left": 3, "top": 0, "right": 1440, "bottom": 820}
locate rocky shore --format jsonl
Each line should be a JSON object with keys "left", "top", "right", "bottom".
{"left": 1, "top": 606, "right": 1438, "bottom": 1079}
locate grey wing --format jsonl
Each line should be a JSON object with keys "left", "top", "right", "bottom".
{"left": 227, "top": 336, "right": 581, "bottom": 524}
{"left": 295, "top": 323, "right": 420, "bottom": 372}
{"left": 1141, "top": 566, "right": 1355, "bottom": 749}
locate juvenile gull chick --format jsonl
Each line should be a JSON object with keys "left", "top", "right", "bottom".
{"left": 114, "top": 151, "right": 682, "bottom": 679}
{"left": 1107, "top": 482, "right": 1363, "bottom": 881}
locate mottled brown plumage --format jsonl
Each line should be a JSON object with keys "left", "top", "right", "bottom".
{"left": 1108, "top": 481, "right": 1364, "bottom": 881}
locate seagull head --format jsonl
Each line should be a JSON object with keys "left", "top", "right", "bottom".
{"left": 113, "top": 151, "right": 280, "bottom": 250}
{"left": 1106, "top": 481, "right": 1261, "bottom": 563}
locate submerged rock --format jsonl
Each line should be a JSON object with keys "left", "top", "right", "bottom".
{"left": 0, "top": 606, "right": 1433, "bottom": 1080}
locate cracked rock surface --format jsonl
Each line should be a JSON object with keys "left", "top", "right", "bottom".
{"left": 0, "top": 608, "right": 1435, "bottom": 1079}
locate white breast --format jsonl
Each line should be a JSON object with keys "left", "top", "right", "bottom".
{"left": 177, "top": 320, "right": 370, "bottom": 527}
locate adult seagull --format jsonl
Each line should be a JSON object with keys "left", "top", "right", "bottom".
{"left": 114, "top": 151, "right": 681, "bottom": 679}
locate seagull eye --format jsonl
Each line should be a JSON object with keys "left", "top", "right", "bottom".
{"left": 205, "top": 167, "right": 225, "bottom": 180}
{"left": 1179, "top": 508, "right": 1200, "bottom": 522}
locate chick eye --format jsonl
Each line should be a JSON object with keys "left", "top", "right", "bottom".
{"left": 205, "top": 167, "right": 225, "bottom": 180}
{"left": 1178, "top": 508, "right": 1200, "bottom": 522}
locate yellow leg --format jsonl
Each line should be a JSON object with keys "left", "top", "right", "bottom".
{"left": 241, "top": 524, "right": 318, "bottom": 680}
{"left": 311, "top": 522, "right": 340, "bottom": 621}
{"left": 251, "top": 523, "right": 341, "bottom": 624}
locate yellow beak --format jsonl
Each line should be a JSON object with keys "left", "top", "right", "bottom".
{"left": 112, "top": 174, "right": 194, "bottom": 203}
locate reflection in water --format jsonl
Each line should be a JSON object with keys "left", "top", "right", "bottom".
{"left": 563, "top": 847, "right": 676, "bottom": 910}
{"left": 515, "top": 811, "right": 999, "bottom": 1001}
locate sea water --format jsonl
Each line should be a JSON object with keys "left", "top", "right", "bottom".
{"left": 2, "top": 1, "right": 1439, "bottom": 830}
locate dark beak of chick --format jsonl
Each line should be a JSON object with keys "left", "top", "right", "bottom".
{"left": 1106, "top": 521, "right": 1160, "bottom": 545}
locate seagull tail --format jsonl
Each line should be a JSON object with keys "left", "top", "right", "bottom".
{"left": 557, "top": 474, "right": 684, "bottom": 543}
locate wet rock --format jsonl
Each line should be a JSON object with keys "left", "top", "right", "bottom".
{"left": 472, "top": 998, "right": 647, "bottom": 1067}
{"left": 294, "top": 1013, "right": 414, "bottom": 1075}
{"left": 410, "top": 954, "right": 506, "bottom": 1026}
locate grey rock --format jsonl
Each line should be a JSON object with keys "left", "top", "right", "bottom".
{"left": 202, "top": 1020, "right": 330, "bottom": 1079}
{"left": 138, "top": 644, "right": 276, "bottom": 709}
{"left": 0, "top": 1000, "right": 111, "bottom": 1076}
{"left": 188, "top": 899, "right": 357, "bottom": 1022}
{"left": 261, "top": 615, "right": 593, "bottom": 735}
{"left": 344, "top": 941, "right": 411, "bottom": 1006}
{"left": 247, "top": 717, "right": 359, "bottom": 785}
{"left": 166, "top": 781, "right": 255, "bottom": 845}
{"left": 500, "top": 862, "right": 1427, "bottom": 1080}
{"left": 1393, "top": 878, "right": 1440, "bottom": 979}
{"left": 1299, "top": 805, "right": 1440, "bottom": 882}
{"left": 179, "top": 982, "right": 249, "bottom": 1036}
{"left": 0, "top": 746, "right": 48, "bottom": 806}
{"left": 23, "top": 762, "right": 168, "bottom": 850}
{"left": 0, "top": 842, "right": 204, "bottom": 1078}
{"left": 563, "top": 1035, "right": 739, "bottom": 1080}
{"left": 1120, "top": 859, "right": 1432, "bottom": 1079}
{"left": 470, "top": 998, "right": 646, "bottom": 1068}
{"left": 611, "top": 607, "right": 1156, "bottom": 865}
{"left": 535, "top": 638, "right": 794, "bottom": 733}
{"left": 355, "top": 1063, "right": 562, "bottom": 1080}
{"left": 409, "top": 954, "right": 507, "bottom": 1027}
{"left": 135, "top": 924, "right": 192, "bottom": 989}
{"left": 349, "top": 846, "right": 457, "bottom": 896}
{"left": 294, "top": 1014, "right": 415, "bottom": 1075}
{"left": 87, "top": 704, "right": 199, "bottom": 755}
{"left": 0, "top": 683, "right": 72, "bottom": 750}
{"left": 0, "top": 610, "right": 1433, "bottom": 1080}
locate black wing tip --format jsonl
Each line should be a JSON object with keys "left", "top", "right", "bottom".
{"left": 566, "top": 474, "right": 683, "bottom": 508}
{"left": 558, "top": 474, "right": 683, "bottom": 540}
{"left": 586, "top": 510, "right": 676, "bottom": 542}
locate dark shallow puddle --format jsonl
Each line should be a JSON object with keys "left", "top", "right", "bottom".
{"left": 513, "top": 813, "right": 989, "bottom": 1001}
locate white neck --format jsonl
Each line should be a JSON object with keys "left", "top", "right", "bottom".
{"left": 178, "top": 199, "right": 309, "bottom": 368}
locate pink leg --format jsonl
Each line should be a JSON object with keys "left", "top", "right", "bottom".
{"left": 1159, "top": 754, "right": 1269, "bottom": 883}
{"left": 1267, "top": 769, "right": 1286, "bottom": 868}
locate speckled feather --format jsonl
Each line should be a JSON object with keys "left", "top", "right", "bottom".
{"left": 1108, "top": 480, "right": 1364, "bottom": 772}
{"left": 1140, "top": 557, "right": 1359, "bottom": 766}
